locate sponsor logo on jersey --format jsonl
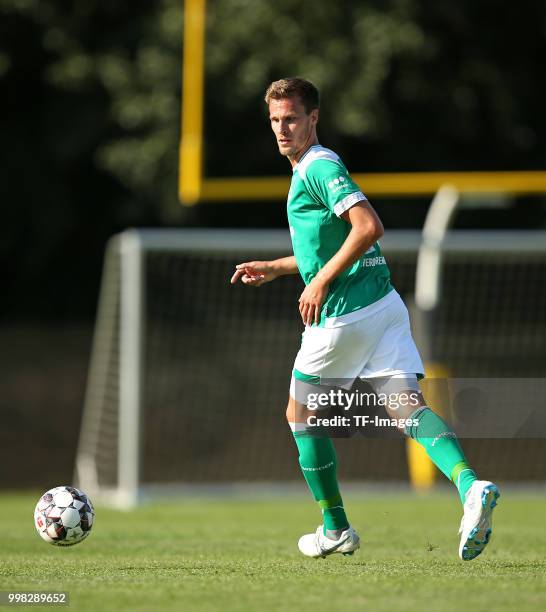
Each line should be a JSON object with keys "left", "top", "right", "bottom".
{"left": 362, "top": 256, "right": 386, "bottom": 267}
{"left": 327, "top": 176, "right": 349, "bottom": 193}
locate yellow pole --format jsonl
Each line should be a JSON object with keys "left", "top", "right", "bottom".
{"left": 198, "top": 171, "right": 546, "bottom": 202}
{"left": 179, "top": 0, "right": 206, "bottom": 205}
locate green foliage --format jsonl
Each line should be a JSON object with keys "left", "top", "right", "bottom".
{"left": 1, "top": 0, "right": 545, "bottom": 252}
{"left": 208, "top": 0, "right": 425, "bottom": 136}
{"left": 0, "top": 0, "right": 183, "bottom": 223}
{"left": 204, "top": 0, "right": 546, "bottom": 177}
{"left": 42, "top": 0, "right": 183, "bottom": 221}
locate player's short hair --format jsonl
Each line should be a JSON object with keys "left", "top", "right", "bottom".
{"left": 264, "top": 78, "right": 320, "bottom": 114}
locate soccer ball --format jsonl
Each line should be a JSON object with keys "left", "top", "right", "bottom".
{"left": 34, "top": 486, "right": 94, "bottom": 546}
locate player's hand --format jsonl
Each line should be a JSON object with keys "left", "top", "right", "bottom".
{"left": 230, "top": 261, "right": 277, "bottom": 287}
{"left": 298, "top": 278, "right": 329, "bottom": 326}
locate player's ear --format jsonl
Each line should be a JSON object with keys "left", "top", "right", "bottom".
{"left": 310, "top": 108, "right": 319, "bottom": 125}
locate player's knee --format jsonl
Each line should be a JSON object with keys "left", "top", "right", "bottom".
{"left": 285, "top": 400, "right": 293, "bottom": 423}
{"left": 286, "top": 395, "right": 307, "bottom": 423}
{"left": 383, "top": 390, "right": 426, "bottom": 432}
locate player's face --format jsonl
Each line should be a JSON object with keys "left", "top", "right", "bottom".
{"left": 268, "top": 96, "right": 318, "bottom": 164}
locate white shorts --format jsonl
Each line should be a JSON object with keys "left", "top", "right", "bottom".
{"left": 290, "top": 290, "right": 424, "bottom": 398}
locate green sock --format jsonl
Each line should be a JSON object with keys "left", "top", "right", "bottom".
{"left": 451, "top": 461, "right": 478, "bottom": 503}
{"left": 406, "top": 407, "right": 477, "bottom": 504}
{"left": 292, "top": 431, "right": 349, "bottom": 531}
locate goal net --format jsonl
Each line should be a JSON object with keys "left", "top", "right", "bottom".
{"left": 75, "top": 228, "right": 546, "bottom": 507}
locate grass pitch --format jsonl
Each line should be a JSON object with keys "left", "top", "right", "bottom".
{"left": 1, "top": 490, "right": 545, "bottom": 611}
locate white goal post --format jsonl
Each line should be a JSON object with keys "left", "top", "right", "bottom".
{"left": 75, "top": 223, "right": 546, "bottom": 508}
{"left": 75, "top": 228, "right": 419, "bottom": 508}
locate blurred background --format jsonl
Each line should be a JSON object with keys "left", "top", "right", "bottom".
{"left": 1, "top": 0, "right": 546, "bottom": 493}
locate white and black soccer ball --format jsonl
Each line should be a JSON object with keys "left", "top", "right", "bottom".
{"left": 34, "top": 486, "right": 94, "bottom": 546}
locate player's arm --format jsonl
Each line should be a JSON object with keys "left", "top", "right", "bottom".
{"left": 298, "top": 200, "right": 384, "bottom": 325}
{"left": 230, "top": 255, "right": 298, "bottom": 287}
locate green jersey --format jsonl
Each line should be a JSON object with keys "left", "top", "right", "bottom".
{"left": 287, "top": 145, "right": 392, "bottom": 327}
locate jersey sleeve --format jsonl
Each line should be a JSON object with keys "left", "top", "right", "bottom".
{"left": 303, "top": 159, "right": 367, "bottom": 217}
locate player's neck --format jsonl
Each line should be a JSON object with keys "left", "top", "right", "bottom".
{"left": 289, "top": 134, "right": 319, "bottom": 168}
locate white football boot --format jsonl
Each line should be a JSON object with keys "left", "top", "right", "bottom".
{"left": 458, "top": 480, "right": 500, "bottom": 561}
{"left": 298, "top": 525, "right": 360, "bottom": 559}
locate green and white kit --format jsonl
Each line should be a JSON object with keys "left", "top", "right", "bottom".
{"left": 286, "top": 149, "right": 490, "bottom": 552}
{"left": 288, "top": 144, "right": 392, "bottom": 327}
{"left": 287, "top": 145, "right": 424, "bottom": 387}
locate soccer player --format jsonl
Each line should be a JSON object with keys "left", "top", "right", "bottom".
{"left": 230, "top": 77, "right": 499, "bottom": 560}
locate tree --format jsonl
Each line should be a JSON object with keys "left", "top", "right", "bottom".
{"left": 1, "top": 0, "right": 545, "bottom": 318}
